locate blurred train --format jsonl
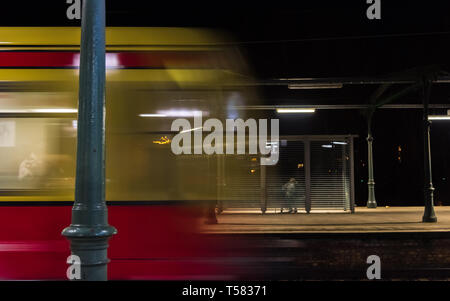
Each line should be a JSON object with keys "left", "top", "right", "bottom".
{"left": 0, "top": 27, "right": 258, "bottom": 280}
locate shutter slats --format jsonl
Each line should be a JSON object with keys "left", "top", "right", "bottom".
{"left": 220, "top": 138, "right": 353, "bottom": 212}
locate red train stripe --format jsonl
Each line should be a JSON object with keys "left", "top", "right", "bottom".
{"left": 0, "top": 51, "right": 224, "bottom": 69}
{"left": 0, "top": 205, "right": 229, "bottom": 280}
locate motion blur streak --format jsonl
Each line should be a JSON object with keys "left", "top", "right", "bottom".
{"left": 0, "top": 27, "right": 259, "bottom": 280}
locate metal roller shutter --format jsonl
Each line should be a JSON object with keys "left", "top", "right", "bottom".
{"left": 221, "top": 155, "right": 261, "bottom": 208}
{"left": 218, "top": 136, "right": 355, "bottom": 213}
{"left": 310, "top": 140, "right": 352, "bottom": 211}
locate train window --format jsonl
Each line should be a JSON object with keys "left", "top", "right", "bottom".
{"left": 0, "top": 118, "right": 76, "bottom": 191}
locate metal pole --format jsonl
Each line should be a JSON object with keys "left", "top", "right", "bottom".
{"left": 366, "top": 128, "right": 377, "bottom": 208}
{"left": 366, "top": 134, "right": 377, "bottom": 208}
{"left": 349, "top": 136, "right": 356, "bottom": 213}
{"left": 260, "top": 164, "right": 267, "bottom": 214}
{"left": 342, "top": 140, "right": 347, "bottom": 211}
{"left": 304, "top": 140, "right": 311, "bottom": 213}
{"left": 62, "top": 0, "right": 117, "bottom": 281}
{"left": 422, "top": 80, "right": 437, "bottom": 223}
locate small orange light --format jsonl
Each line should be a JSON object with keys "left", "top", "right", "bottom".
{"left": 153, "top": 136, "right": 171, "bottom": 145}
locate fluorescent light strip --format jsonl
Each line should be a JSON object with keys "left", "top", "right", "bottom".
{"left": 0, "top": 109, "right": 77, "bottom": 114}
{"left": 139, "top": 114, "right": 167, "bottom": 118}
{"left": 276, "top": 108, "right": 316, "bottom": 113}
{"left": 157, "top": 110, "right": 204, "bottom": 117}
{"left": 332, "top": 141, "right": 348, "bottom": 145}
{"left": 140, "top": 110, "right": 205, "bottom": 118}
{"left": 32, "top": 109, "right": 77, "bottom": 113}
{"left": 428, "top": 115, "right": 450, "bottom": 120}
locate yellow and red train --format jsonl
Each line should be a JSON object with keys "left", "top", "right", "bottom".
{"left": 0, "top": 27, "right": 255, "bottom": 280}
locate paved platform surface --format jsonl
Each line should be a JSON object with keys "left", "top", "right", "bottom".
{"left": 201, "top": 206, "right": 450, "bottom": 233}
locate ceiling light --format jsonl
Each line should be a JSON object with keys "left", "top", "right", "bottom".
{"left": 139, "top": 114, "right": 167, "bottom": 118}
{"left": 428, "top": 115, "right": 450, "bottom": 121}
{"left": 332, "top": 141, "right": 348, "bottom": 145}
{"left": 31, "top": 109, "right": 78, "bottom": 113}
{"left": 276, "top": 108, "right": 316, "bottom": 113}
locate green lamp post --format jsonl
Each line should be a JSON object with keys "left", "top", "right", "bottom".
{"left": 366, "top": 127, "right": 377, "bottom": 209}
{"left": 364, "top": 83, "right": 421, "bottom": 209}
{"left": 421, "top": 79, "right": 437, "bottom": 223}
{"left": 62, "top": 0, "right": 117, "bottom": 281}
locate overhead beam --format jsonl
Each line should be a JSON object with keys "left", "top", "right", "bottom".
{"left": 260, "top": 76, "right": 450, "bottom": 86}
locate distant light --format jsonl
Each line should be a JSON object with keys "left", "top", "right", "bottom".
{"left": 139, "top": 114, "right": 167, "bottom": 118}
{"left": 332, "top": 141, "right": 348, "bottom": 145}
{"left": 288, "top": 84, "right": 343, "bottom": 90}
{"left": 428, "top": 115, "right": 450, "bottom": 121}
{"left": 250, "top": 169, "right": 256, "bottom": 174}
{"left": 322, "top": 144, "right": 333, "bottom": 148}
{"left": 297, "top": 163, "right": 304, "bottom": 169}
{"left": 180, "top": 127, "right": 203, "bottom": 134}
{"left": 276, "top": 108, "right": 316, "bottom": 114}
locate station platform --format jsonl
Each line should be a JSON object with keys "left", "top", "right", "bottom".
{"left": 201, "top": 206, "right": 450, "bottom": 234}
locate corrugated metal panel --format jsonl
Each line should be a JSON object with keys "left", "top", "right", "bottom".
{"left": 310, "top": 140, "right": 351, "bottom": 210}
{"left": 221, "top": 155, "right": 261, "bottom": 208}
{"left": 219, "top": 136, "right": 353, "bottom": 212}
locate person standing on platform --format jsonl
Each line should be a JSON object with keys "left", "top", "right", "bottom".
{"left": 281, "top": 178, "right": 298, "bottom": 214}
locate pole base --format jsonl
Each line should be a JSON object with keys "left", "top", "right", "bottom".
{"left": 422, "top": 192, "right": 437, "bottom": 223}
{"left": 65, "top": 235, "right": 115, "bottom": 281}
{"left": 62, "top": 225, "right": 117, "bottom": 281}
{"left": 366, "top": 202, "right": 377, "bottom": 209}
{"left": 422, "top": 215, "right": 437, "bottom": 223}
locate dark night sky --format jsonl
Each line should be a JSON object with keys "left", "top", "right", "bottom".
{"left": 1, "top": 1, "right": 450, "bottom": 205}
